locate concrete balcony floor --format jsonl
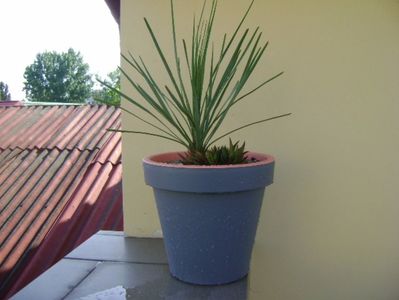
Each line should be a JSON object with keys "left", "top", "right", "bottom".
{"left": 12, "top": 231, "right": 248, "bottom": 300}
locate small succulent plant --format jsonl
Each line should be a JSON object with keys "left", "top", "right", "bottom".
{"left": 180, "top": 139, "right": 248, "bottom": 165}
{"left": 101, "top": 0, "right": 290, "bottom": 165}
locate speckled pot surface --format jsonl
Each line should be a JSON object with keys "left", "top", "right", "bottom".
{"left": 143, "top": 152, "right": 275, "bottom": 285}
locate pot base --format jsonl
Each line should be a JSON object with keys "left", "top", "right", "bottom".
{"left": 170, "top": 272, "right": 248, "bottom": 286}
{"left": 154, "top": 188, "right": 265, "bottom": 285}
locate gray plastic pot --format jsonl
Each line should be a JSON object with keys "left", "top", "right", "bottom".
{"left": 143, "top": 151, "right": 275, "bottom": 285}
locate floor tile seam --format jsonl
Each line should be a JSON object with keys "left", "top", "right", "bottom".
{"left": 64, "top": 256, "right": 168, "bottom": 266}
{"left": 60, "top": 261, "right": 99, "bottom": 300}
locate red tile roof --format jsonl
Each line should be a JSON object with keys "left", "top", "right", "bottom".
{"left": 0, "top": 104, "right": 123, "bottom": 298}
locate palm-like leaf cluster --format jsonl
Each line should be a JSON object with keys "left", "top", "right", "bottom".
{"left": 101, "top": 0, "right": 290, "bottom": 164}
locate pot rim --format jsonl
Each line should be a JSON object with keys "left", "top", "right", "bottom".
{"left": 143, "top": 151, "right": 275, "bottom": 169}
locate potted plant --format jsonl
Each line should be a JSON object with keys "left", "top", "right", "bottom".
{"left": 101, "top": 0, "right": 290, "bottom": 285}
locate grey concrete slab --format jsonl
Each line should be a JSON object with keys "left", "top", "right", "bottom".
{"left": 65, "top": 261, "right": 248, "bottom": 300}
{"left": 95, "top": 230, "right": 124, "bottom": 236}
{"left": 11, "top": 259, "right": 98, "bottom": 300}
{"left": 14, "top": 232, "right": 248, "bottom": 300}
{"left": 66, "top": 233, "right": 167, "bottom": 264}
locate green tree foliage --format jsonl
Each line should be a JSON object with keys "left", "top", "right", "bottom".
{"left": 92, "top": 68, "right": 120, "bottom": 106}
{"left": 23, "top": 48, "right": 93, "bottom": 103}
{"left": 0, "top": 82, "right": 11, "bottom": 101}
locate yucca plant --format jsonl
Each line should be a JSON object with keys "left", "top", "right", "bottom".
{"left": 100, "top": 0, "right": 290, "bottom": 165}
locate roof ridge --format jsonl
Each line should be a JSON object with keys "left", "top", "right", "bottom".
{"left": 0, "top": 103, "right": 116, "bottom": 107}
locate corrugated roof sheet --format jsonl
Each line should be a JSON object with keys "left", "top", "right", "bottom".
{"left": 0, "top": 104, "right": 123, "bottom": 298}
{"left": 0, "top": 105, "right": 121, "bottom": 152}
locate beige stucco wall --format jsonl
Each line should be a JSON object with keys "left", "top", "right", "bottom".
{"left": 120, "top": 0, "right": 399, "bottom": 298}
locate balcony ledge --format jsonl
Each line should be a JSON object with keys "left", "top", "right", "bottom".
{"left": 12, "top": 231, "right": 248, "bottom": 299}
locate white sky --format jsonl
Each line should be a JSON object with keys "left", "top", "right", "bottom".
{"left": 0, "top": 0, "right": 120, "bottom": 100}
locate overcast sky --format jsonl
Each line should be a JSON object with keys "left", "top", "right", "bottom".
{"left": 0, "top": 0, "right": 120, "bottom": 100}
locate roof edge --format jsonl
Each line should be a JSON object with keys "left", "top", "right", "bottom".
{"left": 0, "top": 101, "right": 24, "bottom": 107}
{"left": 105, "top": 0, "right": 120, "bottom": 25}
{"left": 0, "top": 102, "right": 113, "bottom": 107}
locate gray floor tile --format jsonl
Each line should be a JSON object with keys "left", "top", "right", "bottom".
{"left": 14, "top": 233, "right": 248, "bottom": 300}
{"left": 65, "top": 261, "right": 248, "bottom": 300}
{"left": 66, "top": 235, "right": 167, "bottom": 264}
{"left": 95, "top": 230, "right": 124, "bottom": 236}
{"left": 12, "top": 259, "right": 98, "bottom": 300}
